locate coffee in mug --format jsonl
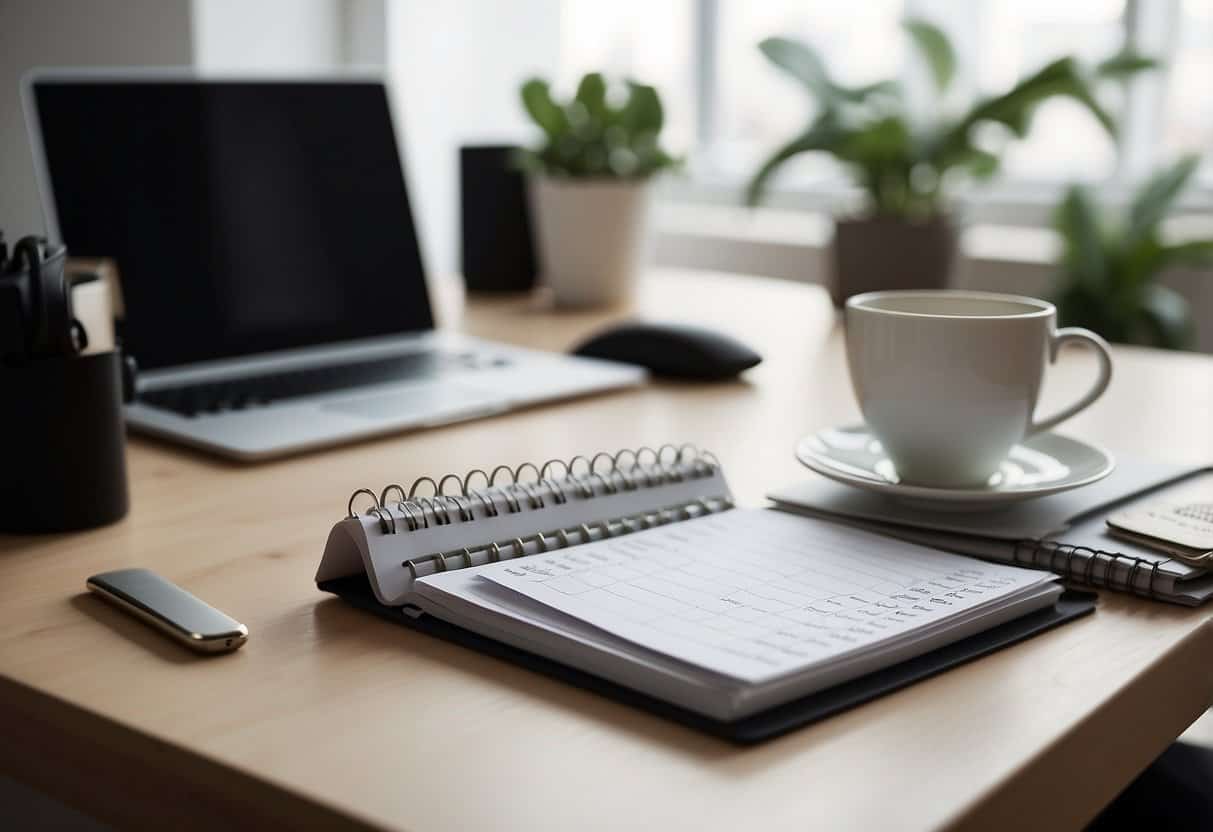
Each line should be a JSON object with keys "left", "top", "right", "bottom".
{"left": 845, "top": 290, "right": 1112, "bottom": 488}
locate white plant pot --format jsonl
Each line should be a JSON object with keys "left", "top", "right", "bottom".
{"left": 528, "top": 176, "right": 652, "bottom": 308}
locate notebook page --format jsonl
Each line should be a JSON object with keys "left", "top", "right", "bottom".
{"left": 461, "top": 508, "right": 1056, "bottom": 684}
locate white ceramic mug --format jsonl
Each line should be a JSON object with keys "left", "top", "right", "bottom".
{"left": 845, "top": 290, "right": 1112, "bottom": 488}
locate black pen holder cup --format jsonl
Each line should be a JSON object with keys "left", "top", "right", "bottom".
{"left": 0, "top": 351, "right": 129, "bottom": 533}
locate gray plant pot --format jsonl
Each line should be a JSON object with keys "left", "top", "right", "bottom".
{"left": 830, "top": 215, "right": 958, "bottom": 306}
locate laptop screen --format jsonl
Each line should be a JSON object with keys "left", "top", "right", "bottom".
{"left": 30, "top": 78, "right": 434, "bottom": 370}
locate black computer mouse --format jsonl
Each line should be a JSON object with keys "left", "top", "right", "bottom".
{"left": 572, "top": 321, "right": 762, "bottom": 380}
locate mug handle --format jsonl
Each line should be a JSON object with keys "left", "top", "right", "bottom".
{"left": 1028, "top": 327, "right": 1113, "bottom": 436}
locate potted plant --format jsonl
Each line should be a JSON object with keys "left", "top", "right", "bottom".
{"left": 1053, "top": 154, "right": 1213, "bottom": 350}
{"left": 518, "top": 72, "right": 678, "bottom": 308}
{"left": 745, "top": 19, "right": 1154, "bottom": 304}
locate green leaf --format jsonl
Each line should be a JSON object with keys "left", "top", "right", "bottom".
{"left": 520, "top": 78, "right": 567, "bottom": 138}
{"left": 511, "top": 147, "right": 544, "bottom": 174}
{"left": 1053, "top": 280, "right": 1113, "bottom": 336}
{"left": 940, "top": 147, "right": 1000, "bottom": 180}
{"left": 1137, "top": 283, "right": 1193, "bottom": 349}
{"left": 758, "top": 36, "right": 836, "bottom": 103}
{"left": 758, "top": 36, "right": 900, "bottom": 105}
{"left": 1129, "top": 155, "right": 1200, "bottom": 241}
{"left": 903, "top": 19, "right": 956, "bottom": 93}
{"left": 517, "top": 73, "right": 675, "bottom": 179}
{"left": 929, "top": 55, "right": 1116, "bottom": 180}
{"left": 845, "top": 79, "right": 903, "bottom": 100}
{"left": 833, "top": 116, "right": 911, "bottom": 165}
{"left": 744, "top": 116, "right": 843, "bottom": 206}
{"left": 1120, "top": 235, "right": 1165, "bottom": 289}
{"left": 1054, "top": 185, "right": 1105, "bottom": 287}
{"left": 1096, "top": 50, "right": 1159, "bottom": 79}
{"left": 575, "top": 72, "right": 608, "bottom": 121}
{"left": 964, "top": 149, "right": 999, "bottom": 179}
{"left": 1117, "top": 236, "right": 1213, "bottom": 291}
{"left": 964, "top": 57, "right": 1115, "bottom": 138}
{"left": 1154, "top": 239, "right": 1213, "bottom": 271}
{"left": 619, "top": 82, "right": 663, "bottom": 133}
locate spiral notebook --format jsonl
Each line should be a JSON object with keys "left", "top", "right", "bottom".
{"left": 769, "top": 460, "right": 1213, "bottom": 606}
{"left": 316, "top": 447, "right": 1093, "bottom": 743}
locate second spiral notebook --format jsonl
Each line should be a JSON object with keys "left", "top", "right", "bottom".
{"left": 316, "top": 447, "right": 1093, "bottom": 743}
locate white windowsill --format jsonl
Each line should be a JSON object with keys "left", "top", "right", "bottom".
{"left": 655, "top": 200, "right": 1213, "bottom": 271}
{"left": 652, "top": 200, "right": 1213, "bottom": 353}
{"left": 653, "top": 200, "right": 1062, "bottom": 275}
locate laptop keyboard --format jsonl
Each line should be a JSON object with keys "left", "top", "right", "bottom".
{"left": 139, "top": 349, "right": 509, "bottom": 417}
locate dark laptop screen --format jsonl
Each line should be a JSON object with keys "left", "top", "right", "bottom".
{"left": 31, "top": 79, "right": 433, "bottom": 369}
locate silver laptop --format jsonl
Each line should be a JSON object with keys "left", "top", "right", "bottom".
{"left": 25, "top": 72, "right": 644, "bottom": 460}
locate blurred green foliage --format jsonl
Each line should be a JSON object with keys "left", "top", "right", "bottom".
{"left": 746, "top": 19, "right": 1155, "bottom": 219}
{"left": 1053, "top": 155, "right": 1213, "bottom": 350}
{"left": 517, "top": 72, "right": 678, "bottom": 179}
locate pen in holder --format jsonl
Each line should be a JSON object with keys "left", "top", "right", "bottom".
{"left": 0, "top": 231, "right": 133, "bottom": 532}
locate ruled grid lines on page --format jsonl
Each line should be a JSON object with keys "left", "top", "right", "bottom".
{"left": 420, "top": 509, "right": 1054, "bottom": 684}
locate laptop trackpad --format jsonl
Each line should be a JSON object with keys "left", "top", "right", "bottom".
{"left": 321, "top": 384, "right": 499, "bottom": 421}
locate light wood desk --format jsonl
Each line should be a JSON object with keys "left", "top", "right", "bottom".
{"left": 3, "top": 270, "right": 1213, "bottom": 831}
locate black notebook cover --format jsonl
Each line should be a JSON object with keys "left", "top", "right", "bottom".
{"left": 319, "top": 575, "right": 1096, "bottom": 745}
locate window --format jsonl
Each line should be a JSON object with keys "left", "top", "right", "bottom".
{"left": 1162, "top": 0, "right": 1213, "bottom": 185}
{"left": 556, "top": 0, "right": 1213, "bottom": 216}
{"left": 556, "top": 0, "right": 697, "bottom": 151}
{"left": 968, "top": 0, "right": 1126, "bottom": 183}
{"left": 712, "top": 1, "right": 906, "bottom": 184}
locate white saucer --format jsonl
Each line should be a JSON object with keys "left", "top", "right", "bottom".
{"left": 795, "top": 425, "right": 1115, "bottom": 510}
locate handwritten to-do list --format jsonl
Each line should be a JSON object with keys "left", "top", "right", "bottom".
{"left": 464, "top": 509, "right": 1053, "bottom": 683}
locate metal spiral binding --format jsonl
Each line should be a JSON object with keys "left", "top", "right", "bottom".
{"left": 345, "top": 443, "right": 722, "bottom": 536}
{"left": 401, "top": 494, "right": 734, "bottom": 578}
{"left": 1010, "top": 538, "right": 1171, "bottom": 599}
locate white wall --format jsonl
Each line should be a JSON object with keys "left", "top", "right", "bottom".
{"left": 191, "top": 0, "right": 342, "bottom": 70}
{"left": 1, "top": 0, "right": 554, "bottom": 280}
{"left": 342, "top": 0, "right": 387, "bottom": 65}
{"left": 0, "top": 0, "right": 194, "bottom": 236}
{"left": 387, "top": 0, "right": 560, "bottom": 278}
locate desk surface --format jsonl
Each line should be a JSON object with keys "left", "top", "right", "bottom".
{"left": 3, "top": 270, "right": 1213, "bottom": 831}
